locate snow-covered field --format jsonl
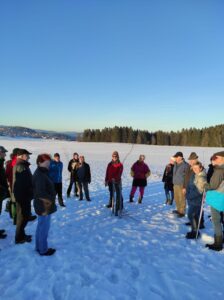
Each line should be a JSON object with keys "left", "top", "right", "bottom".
{"left": 0, "top": 137, "right": 223, "bottom": 300}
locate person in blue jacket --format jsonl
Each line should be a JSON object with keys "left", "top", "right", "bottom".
{"left": 49, "top": 153, "right": 65, "bottom": 207}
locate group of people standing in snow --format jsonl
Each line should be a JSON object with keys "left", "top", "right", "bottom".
{"left": 162, "top": 150, "right": 224, "bottom": 251}
{"left": 0, "top": 146, "right": 92, "bottom": 256}
{"left": 0, "top": 143, "right": 224, "bottom": 255}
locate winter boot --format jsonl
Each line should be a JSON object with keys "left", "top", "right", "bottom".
{"left": 129, "top": 195, "right": 134, "bottom": 203}
{"left": 185, "top": 231, "right": 200, "bottom": 239}
{"left": 138, "top": 196, "right": 143, "bottom": 204}
{"left": 106, "top": 198, "right": 112, "bottom": 208}
{"left": 206, "top": 235, "right": 223, "bottom": 251}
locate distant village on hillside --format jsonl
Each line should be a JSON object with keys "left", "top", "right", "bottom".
{"left": 0, "top": 126, "right": 77, "bottom": 141}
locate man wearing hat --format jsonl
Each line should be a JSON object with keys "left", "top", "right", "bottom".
{"left": 67, "top": 152, "right": 79, "bottom": 198}
{"left": 206, "top": 151, "right": 224, "bottom": 251}
{"left": 0, "top": 146, "right": 9, "bottom": 239}
{"left": 172, "top": 152, "right": 189, "bottom": 217}
{"left": 12, "top": 149, "right": 33, "bottom": 244}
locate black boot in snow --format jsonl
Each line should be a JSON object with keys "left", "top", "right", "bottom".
{"left": 185, "top": 231, "right": 200, "bottom": 239}
{"left": 129, "top": 195, "right": 134, "bottom": 203}
{"left": 206, "top": 235, "right": 223, "bottom": 251}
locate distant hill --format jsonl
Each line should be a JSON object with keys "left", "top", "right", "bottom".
{"left": 0, "top": 126, "right": 77, "bottom": 141}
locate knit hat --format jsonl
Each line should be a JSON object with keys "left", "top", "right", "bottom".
{"left": 188, "top": 152, "right": 198, "bottom": 160}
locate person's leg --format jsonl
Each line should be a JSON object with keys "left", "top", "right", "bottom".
{"left": 164, "top": 187, "right": 170, "bottom": 204}
{"left": 206, "top": 207, "right": 223, "bottom": 250}
{"left": 178, "top": 185, "right": 186, "bottom": 215}
{"left": 15, "top": 203, "right": 24, "bottom": 242}
{"left": 67, "top": 177, "right": 74, "bottom": 197}
{"left": 130, "top": 186, "right": 137, "bottom": 197}
{"left": 173, "top": 185, "right": 180, "bottom": 212}
{"left": 74, "top": 181, "right": 79, "bottom": 196}
{"left": 106, "top": 183, "right": 113, "bottom": 207}
{"left": 36, "top": 215, "right": 51, "bottom": 255}
{"left": 56, "top": 183, "right": 65, "bottom": 206}
{"left": 138, "top": 187, "right": 144, "bottom": 203}
{"left": 83, "top": 182, "right": 90, "bottom": 200}
{"left": 115, "top": 183, "right": 122, "bottom": 214}
{"left": 78, "top": 182, "right": 83, "bottom": 200}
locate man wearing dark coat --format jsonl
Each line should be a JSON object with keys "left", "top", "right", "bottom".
{"left": 13, "top": 149, "right": 33, "bottom": 244}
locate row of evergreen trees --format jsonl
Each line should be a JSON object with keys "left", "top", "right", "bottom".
{"left": 78, "top": 124, "right": 224, "bottom": 147}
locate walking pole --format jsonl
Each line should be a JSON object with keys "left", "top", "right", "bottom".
{"left": 111, "top": 179, "right": 115, "bottom": 216}
{"left": 196, "top": 189, "right": 206, "bottom": 239}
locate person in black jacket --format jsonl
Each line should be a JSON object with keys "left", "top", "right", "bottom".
{"left": 162, "top": 158, "right": 175, "bottom": 205}
{"left": 12, "top": 149, "right": 33, "bottom": 244}
{"left": 0, "top": 146, "right": 9, "bottom": 239}
{"left": 77, "top": 155, "right": 91, "bottom": 201}
{"left": 67, "top": 153, "right": 79, "bottom": 198}
{"left": 33, "top": 153, "right": 57, "bottom": 256}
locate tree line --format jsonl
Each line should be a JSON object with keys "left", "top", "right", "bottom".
{"left": 78, "top": 124, "right": 224, "bottom": 147}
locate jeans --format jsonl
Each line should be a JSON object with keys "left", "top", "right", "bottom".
{"left": 188, "top": 205, "right": 201, "bottom": 232}
{"left": 211, "top": 207, "right": 223, "bottom": 237}
{"left": 36, "top": 215, "right": 51, "bottom": 254}
{"left": 67, "top": 178, "right": 79, "bottom": 196}
{"left": 165, "top": 188, "right": 174, "bottom": 202}
{"left": 108, "top": 182, "right": 123, "bottom": 212}
{"left": 78, "top": 181, "right": 90, "bottom": 200}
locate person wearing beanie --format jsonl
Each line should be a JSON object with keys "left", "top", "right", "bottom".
{"left": 33, "top": 154, "right": 57, "bottom": 256}
{"left": 105, "top": 151, "right": 123, "bottom": 215}
{"left": 49, "top": 153, "right": 65, "bottom": 207}
{"left": 162, "top": 157, "right": 175, "bottom": 205}
{"left": 129, "top": 155, "right": 151, "bottom": 204}
{"left": 76, "top": 155, "right": 91, "bottom": 201}
{"left": 205, "top": 151, "right": 224, "bottom": 251}
{"left": 12, "top": 149, "right": 33, "bottom": 244}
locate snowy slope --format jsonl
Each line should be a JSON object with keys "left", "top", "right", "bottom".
{"left": 0, "top": 138, "right": 223, "bottom": 300}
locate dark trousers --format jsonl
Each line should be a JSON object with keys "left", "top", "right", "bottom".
{"left": 78, "top": 181, "right": 90, "bottom": 200}
{"left": 67, "top": 178, "right": 78, "bottom": 196}
{"left": 15, "top": 202, "right": 30, "bottom": 242}
{"left": 188, "top": 205, "right": 201, "bottom": 232}
{"left": 54, "top": 183, "right": 64, "bottom": 205}
{"left": 108, "top": 182, "right": 123, "bottom": 212}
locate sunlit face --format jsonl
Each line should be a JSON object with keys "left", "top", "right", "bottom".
{"left": 192, "top": 165, "right": 202, "bottom": 174}
{"left": 213, "top": 156, "right": 224, "bottom": 166}
{"left": 18, "top": 154, "right": 30, "bottom": 161}
{"left": 54, "top": 156, "right": 60, "bottom": 162}
{"left": 139, "top": 155, "right": 145, "bottom": 162}
{"left": 112, "top": 154, "right": 118, "bottom": 162}
{"left": 176, "top": 156, "right": 183, "bottom": 163}
{"left": 79, "top": 156, "right": 84, "bottom": 163}
{"left": 73, "top": 154, "right": 79, "bottom": 160}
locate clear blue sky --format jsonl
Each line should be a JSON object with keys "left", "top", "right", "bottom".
{"left": 0, "top": 0, "right": 223, "bottom": 132}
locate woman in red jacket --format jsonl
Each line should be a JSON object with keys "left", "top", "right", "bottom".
{"left": 105, "top": 151, "right": 123, "bottom": 215}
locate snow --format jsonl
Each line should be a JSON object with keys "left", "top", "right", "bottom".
{"left": 0, "top": 138, "right": 223, "bottom": 300}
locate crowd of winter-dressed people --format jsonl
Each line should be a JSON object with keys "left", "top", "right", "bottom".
{"left": 162, "top": 151, "right": 224, "bottom": 251}
{"left": 0, "top": 145, "right": 224, "bottom": 256}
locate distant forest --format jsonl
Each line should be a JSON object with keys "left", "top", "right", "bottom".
{"left": 79, "top": 124, "right": 224, "bottom": 147}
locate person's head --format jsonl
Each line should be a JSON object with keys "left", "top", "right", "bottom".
{"left": 211, "top": 151, "right": 224, "bottom": 166}
{"left": 188, "top": 152, "right": 199, "bottom": 167}
{"left": 12, "top": 148, "right": 20, "bottom": 157}
{"left": 192, "top": 162, "right": 204, "bottom": 174}
{"left": 36, "top": 153, "right": 52, "bottom": 169}
{"left": 112, "top": 151, "right": 119, "bottom": 162}
{"left": 79, "top": 155, "right": 85, "bottom": 163}
{"left": 170, "top": 157, "right": 176, "bottom": 164}
{"left": 54, "top": 153, "right": 60, "bottom": 162}
{"left": 16, "top": 149, "right": 32, "bottom": 161}
{"left": 173, "top": 152, "right": 183, "bottom": 164}
{"left": 73, "top": 152, "right": 79, "bottom": 160}
{"left": 139, "top": 155, "right": 145, "bottom": 162}
{"left": 0, "top": 146, "right": 8, "bottom": 159}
